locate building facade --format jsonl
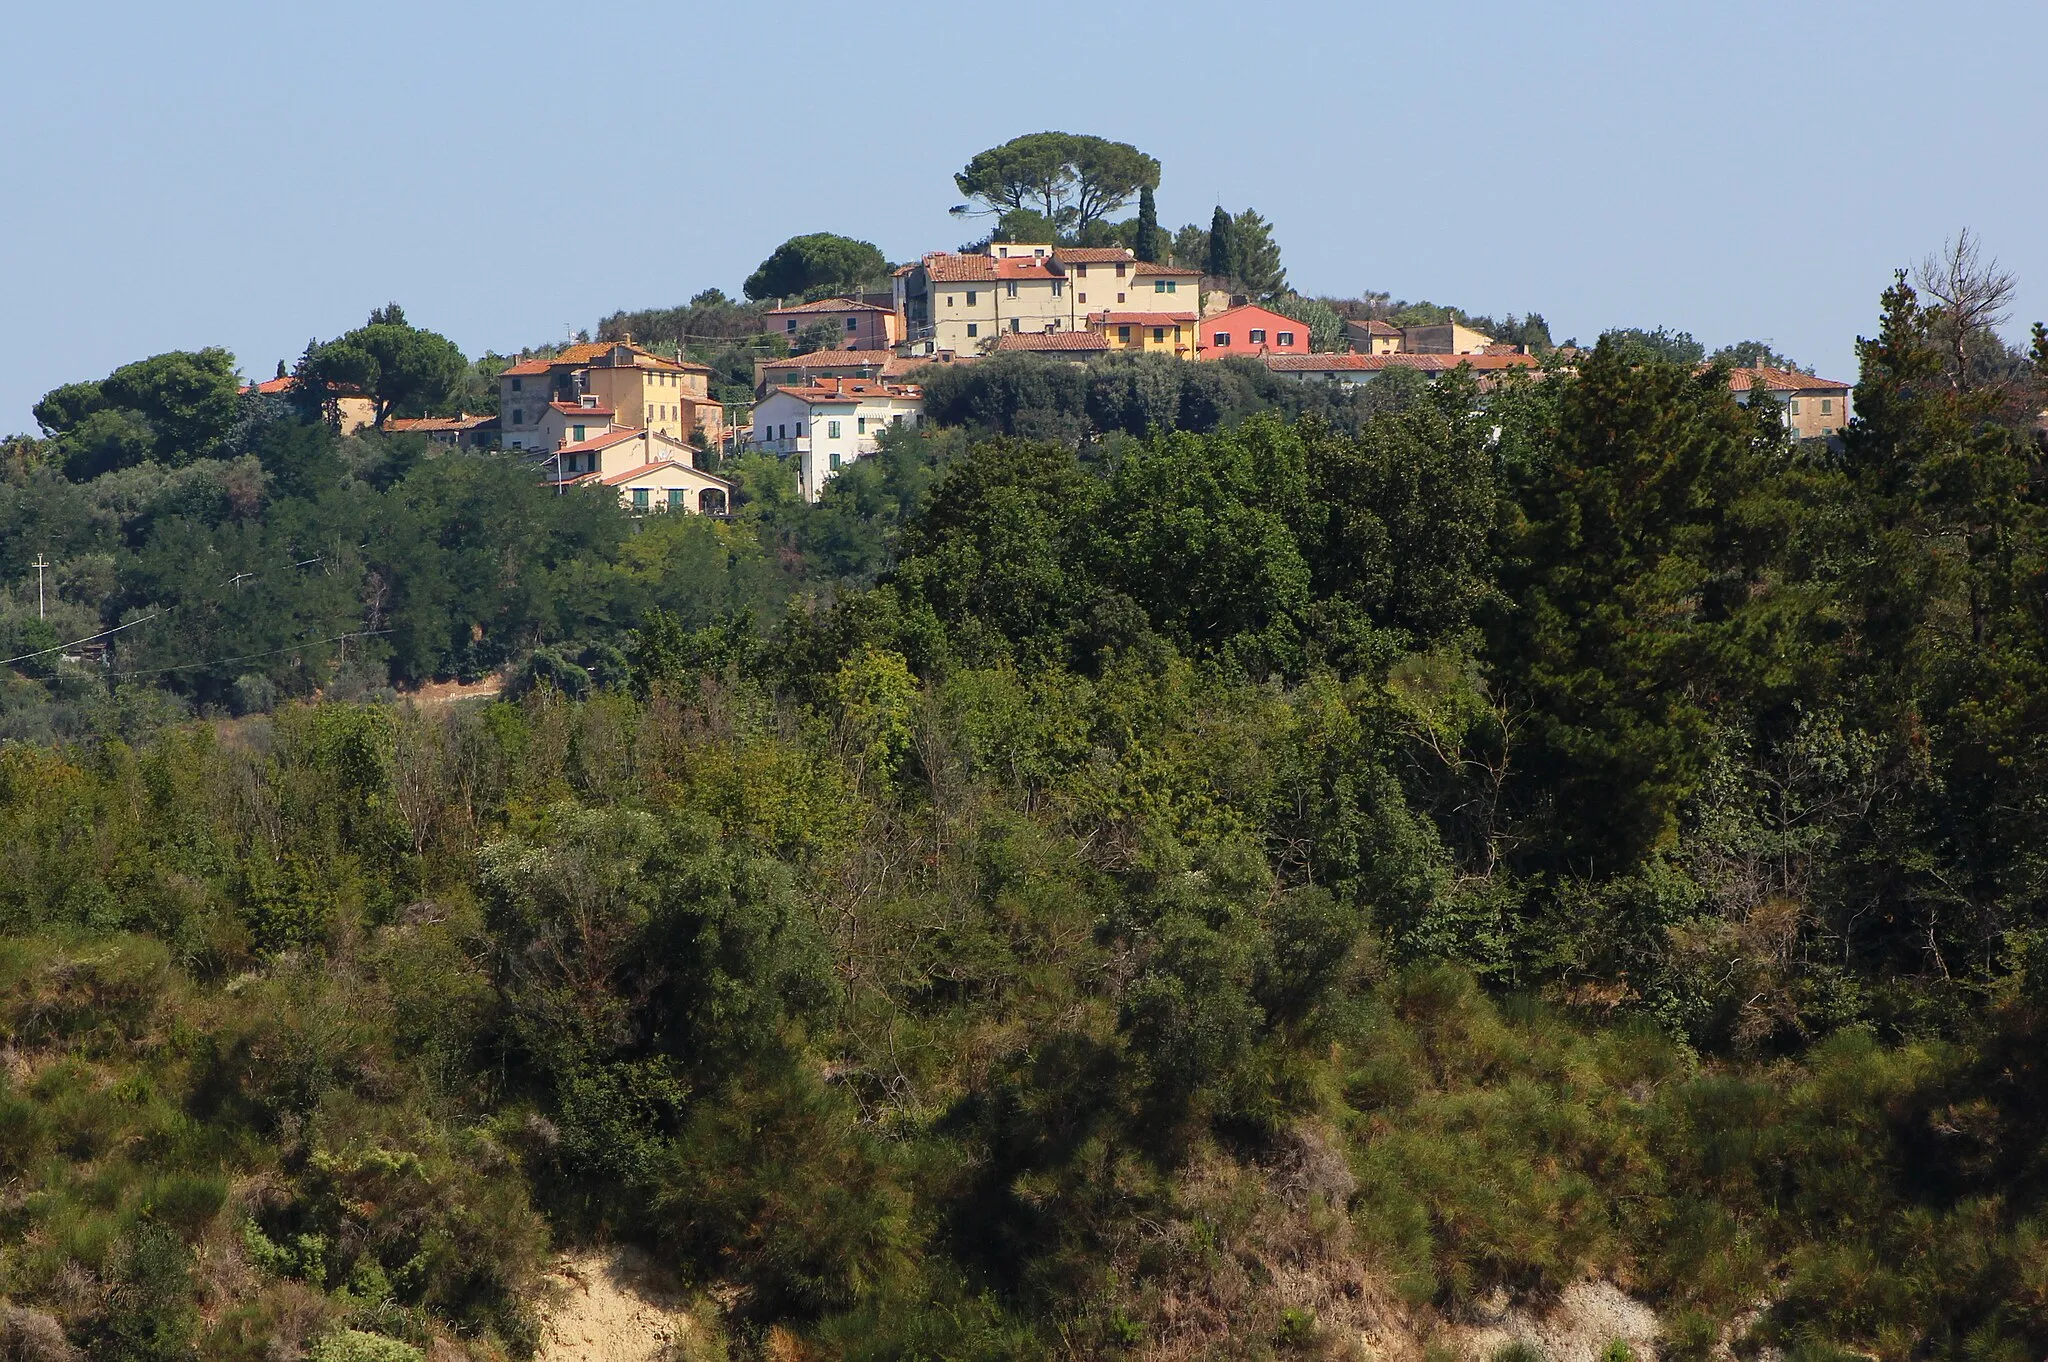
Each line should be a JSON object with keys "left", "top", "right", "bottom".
{"left": 499, "top": 341, "right": 720, "bottom": 451}
{"left": 765, "top": 298, "right": 900, "bottom": 351}
{"left": 1724, "top": 366, "right": 1851, "bottom": 439}
{"left": 1199, "top": 304, "right": 1311, "bottom": 357}
{"left": 751, "top": 377, "right": 924, "bottom": 502}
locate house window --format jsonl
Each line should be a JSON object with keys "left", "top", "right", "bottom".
{"left": 857, "top": 417, "right": 867, "bottom": 434}
{"left": 1006, "top": 281, "right": 1018, "bottom": 298}
{"left": 1249, "top": 330, "right": 1266, "bottom": 344}
{"left": 845, "top": 316, "right": 857, "bottom": 330}
{"left": 512, "top": 409, "right": 523, "bottom": 425}
{"left": 1051, "top": 280, "right": 1063, "bottom": 297}
{"left": 1075, "top": 264, "right": 1088, "bottom": 277}
{"left": 796, "top": 422, "right": 804, "bottom": 437}
{"left": 668, "top": 488, "right": 685, "bottom": 509}
{"left": 1116, "top": 292, "right": 1126, "bottom": 303}
{"left": 1789, "top": 399, "right": 1801, "bottom": 415}
{"left": 966, "top": 323, "right": 978, "bottom": 338}
{"left": 1118, "top": 326, "right": 1131, "bottom": 342}
{"left": 1278, "top": 331, "right": 1295, "bottom": 347}
{"left": 829, "top": 452, "right": 841, "bottom": 470}
{"left": 891, "top": 413, "right": 904, "bottom": 425}
{"left": 573, "top": 424, "right": 587, "bottom": 441}
{"left": 510, "top": 378, "right": 522, "bottom": 392}
{"left": 966, "top": 290, "right": 977, "bottom": 305}
{"left": 1010, "top": 318, "right": 1020, "bottom": 332}
{"left": 1152, "top": 327, "right": 1165, "bottom": 343}
{"left": 1115, "top": 263, "right": 1126, "bottom": 277}
{"left": 1821, "top": 398, "right": 1833, "bottom": 414}
{"left": 828, "top": 419, "right": 842, "bottom": 438}
{"left": 1078, "top": 292, "right": 1087, "bottom": 303}
{"left": 786, "top": 319, "right": 798, "bottom": 332}
{"left": 1214, "top": 333, "right": 1230, "bottom": 347}
{"left": 1154, "top": 279, "right": 1175, "bottom": 294}
{"left": 946, "top": 295, "right": 954, "bottom": 308}
{"left": 632, "top": 488, "right": 649, "bottom": 510}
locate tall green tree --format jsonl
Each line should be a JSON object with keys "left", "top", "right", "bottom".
{"left": 299, "top": 305, "right": 468, "bottom": 425}
{"left": 1205, "top": 206, "right": 1235, "bottom": 280}
{"left": 744, "top": 234, "right": 889, "bottom": 303}
{"left": 1227, "top": 210, "right": 1287, "bottom": 298}
{"left": 1133, "top": 186, "right": 1162, "bottom": 263}
{"left": 955, "top": 133, "right": 1160, "bottom": 236}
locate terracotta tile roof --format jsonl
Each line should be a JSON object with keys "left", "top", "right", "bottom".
{"left": 383, "top": 414, "right": 496, "bottom": 432}
{"left": 920, "top": 253, "right": 998, "bottom": 282}
{"left": 767, "top": 297, "right": 895, "bottom": 316}
{"left": 1347, "top": 319, "right": 1402, "bottom": 336}
{"left": 996, "top": 331, "right": 1113, "bottom": 352}
{"left": 1090, "top": 312, "right": 1199, "bottom": 328}
{"left": 773, "top": 376, "right": 922, "bottom": 402}
{"left": 994, "top": 257, "right": 1058, "bottom": 279}
{"left": 1480, "top": 343, "right": 1525, "bottom": 355}
{"left": 1720, "top": 365, "right": 1849, "bottom": 392}
{"left": 1262, "top": 352, "right": 1542, "bottom": 373}
{"left": 575, "top": 459, "right": 734, "bottom": 490}
{"left": 757, "top": 349, "right": 897, "bottom": 372}
{"left": 500, "top": 341, "right": 708, "bottom": 378}
{"left": 549, "top": 400, "right": 616, "bottom": 417}
{"left": 1052, "top": 247, "right": 1137, "bottom": 264}
{"left": 241, "top": 376, "right": 368, "bottom": 397}
{"left": 1202, "top": 304, "right": 1299, "bottom": 328}
{"left": 1134, "top": 261, "right": 1202, "bottom": 277}
{"left": 555, "top": 428, "right": 648, "bottom": 454}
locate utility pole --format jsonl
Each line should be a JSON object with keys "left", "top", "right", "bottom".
{"left": 30, "top": 554, "right": 49, "bottom": 620}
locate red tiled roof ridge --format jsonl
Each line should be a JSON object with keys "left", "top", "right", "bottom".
{"left": 1718, "top": 364, "right": 1850, "bottom": 391}
{"left": 758, "top": 349, "right": 896, "bottom": 368}
{"left": 767, "top": 297, "right": 894, "bottom": 314}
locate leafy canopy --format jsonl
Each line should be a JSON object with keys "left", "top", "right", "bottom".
{"left": 954, "top": 132, "right": 1161, "bottom": 236}
{"left": 744, "top": 234, "right": 889, "bottom": 303}
{"left": 298, "top": 304, "right": 469, "bottom": 425}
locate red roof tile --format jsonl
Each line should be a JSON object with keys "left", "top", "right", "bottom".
{"left": 996, "top": 331, "right": 1112, "bottom": 352}
{"left": 1262, "top": 353, "right": 1541, "bottom": 373}
{"left": 1090, "top": 312, "right": 1198, "bottom": 328}
{"left": 383, "top": 414, "right": 496, "bottom": 432}
{"left": 772, "top": 376, "right": 922, "bottom": 402}
{"left": 555, "top": 428, "right": 648, "bottom": 455}
{"left": 920, "top": 253, "right": 998, "bottom": 282}
{"left": 1134, "top": 261, "right": 1202, "bottom": 277}
{"left": 575, "top": 459, "right": 733, "bottom": 489}
{"left": 757, "top": 349, "right": 896, "bottom": 371}
{"left": 1052, "top": 247, "right": 1136, "bottom": 265}
{"left": 1720, "top": 365, "right": 1850, "bottom": 392}
{"left": 766, "top": 297, "right": 895, "bottom": 316}
{"left": 549, "top": 400, "right": 615, "bottom": 417}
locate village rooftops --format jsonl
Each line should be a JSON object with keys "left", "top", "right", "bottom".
{"left": 995, "top": 331, "right": 1113, "bottom": 353}
{"left": 1261, "top": 353, "right": 1543, "bottom": 373}
{"left": 551, "top": 427, "right": 642, "bottom": 455}
{"left": 777, "top": 377, "right": 922, "bottom": 402}
{"left": 766, "top": 297, "right": 895, "bottom": 315}
{"left": 499, "top": 340, "right": 710, "bottom": 377}
{"left": 1719, "top": 365, "right": 1850, "bottom": 392}
{"left": 382, "top": 415, "right": 496, "bottom": 433}
{"left": 1089, "top": 311, "right": 1199, "bottom": 328}
{"left": 547, "top": 400, "right": 616, "bottom": 418}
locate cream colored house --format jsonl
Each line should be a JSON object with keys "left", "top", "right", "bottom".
{"left": 1344, "top": 319, "right": 1404, "bottom": 354}
{"left": 1723, "top": 367, "right": 1851, "bottom": 439}
{"left": 894, "top": 245, "right": 1204, "bottom": 356}
{"left": 500, "top": 340, "right": 721, "bottom": 451}
{"left": 1399, "top": 321, "right": 1497, "bottom": 355}
{"left": 243, "top": 376, "right": 377, "bottom": 434}
{"left": 570, "top": 456, "right": 735, "bottom": 515}
{"left": 752, "top": 377, "right": 924, "bottom": 502}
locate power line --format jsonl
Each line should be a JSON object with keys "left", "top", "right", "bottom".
{"left": 0, "top": 613, "right": 164, "bottom": 668}
{"left": 108, "top": 629, "right": 392, "bottom": 679}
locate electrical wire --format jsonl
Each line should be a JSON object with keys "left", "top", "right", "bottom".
{"left": 0, "top": 612, "right": 162, "bottom": 668}
{"left": 108, "top": 629, "right": 392, "bottom": 679}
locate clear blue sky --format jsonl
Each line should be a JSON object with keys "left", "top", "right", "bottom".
{"left": 4, "top": 1, "right": 2045, "bottom": 433}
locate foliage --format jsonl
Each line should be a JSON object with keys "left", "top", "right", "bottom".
{"left": 299, "top": 305, "right": 469, "bottom": 425}
{"left": 744, "top": 235, "right": 889, "bottom": 304}
{"left": 953, "top": 131, "right": 1160, "bottom": 236}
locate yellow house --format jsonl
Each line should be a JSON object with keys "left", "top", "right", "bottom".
{"left": 500, "top": 340, "right": 721, "bottom": 451}
{"left": 1088, "top": 311, "right": 1199, "bottom": 356}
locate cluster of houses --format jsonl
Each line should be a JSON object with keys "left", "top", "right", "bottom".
{"left": 279, "top": 239, "right": 1852, "bottom": 512}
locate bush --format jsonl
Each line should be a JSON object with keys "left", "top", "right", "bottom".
{"left": 305, "top": 1330, "right": 424, "bottom": 1362}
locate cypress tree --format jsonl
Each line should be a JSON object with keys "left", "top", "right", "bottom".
{"left": 1134, "top": 187, "right": 1161, "bottom": 263}
{"left": 1205, "top": 205, "right": 1235, "bottom": 281}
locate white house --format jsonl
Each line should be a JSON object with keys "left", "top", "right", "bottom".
{"left": 751, "top": 377, "right": 924, "bottom": 502}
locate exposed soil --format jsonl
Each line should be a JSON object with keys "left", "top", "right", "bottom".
{"left": 400, "top": 675, "right": 504, "bottom": 706}
{"left": 535, "top": 1249, "right": 692, "bottom": 1362}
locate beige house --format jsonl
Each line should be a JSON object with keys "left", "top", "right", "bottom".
{"left": 1344, "top": 319, "right": 1404, "bottom": 355}
{"left": 1723, "top": 367, "right": 1851, "bottom": 439}
{"left": 765, "top": 298, "right": 900, "bottom": 351}
{"left": 1400, "top": 321, "right": 1497, "bottom": 355}
{"left": 569, "top": 457, "right": 735, "bottom": 515}
{"left": 243, "top": 376, "right": 377, "bottom": 434}
{"left": 894, "top": 245, "right": 1204, "bottom": 355}
{"left": 500, "top": 340, "right": 721, "bottom": 451}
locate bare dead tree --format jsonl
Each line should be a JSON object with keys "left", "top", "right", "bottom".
{"left": 1915, "top": 229, "right": 2018, "bottom": 390}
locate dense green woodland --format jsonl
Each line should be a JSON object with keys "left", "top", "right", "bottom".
{"left": 5, "top": 272, "right": 2048, "bottom": 1362}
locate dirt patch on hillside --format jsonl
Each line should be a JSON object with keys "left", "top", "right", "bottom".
{"left": 1445, "top": 1280, "right": 1662, "bottom": 1362}
{"left": 536, "top": 1249, "right": 692, "bottom": 1362}
{"left": 401, "top": 675, "right": 504, "bottom": 706}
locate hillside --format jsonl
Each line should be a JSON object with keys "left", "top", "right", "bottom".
{"left": 4, "top": 277, "right": 2048, "bottom": 1361}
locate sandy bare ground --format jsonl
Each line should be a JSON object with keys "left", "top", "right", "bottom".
{"left": 400, "top": 675, "right": 504, "bottom": 706}
{"left": 536, "top": 1249, "right": 692, "bottom": 1362}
